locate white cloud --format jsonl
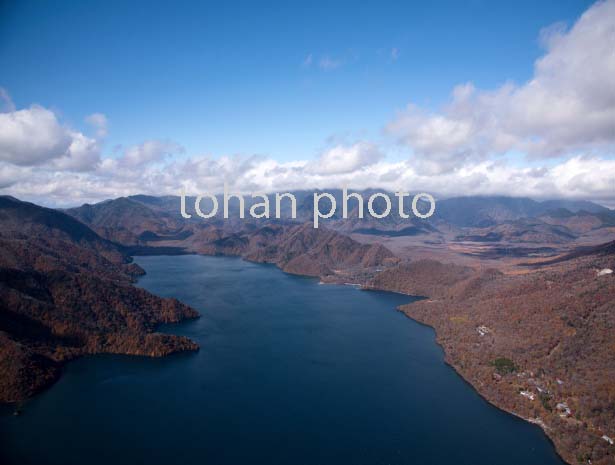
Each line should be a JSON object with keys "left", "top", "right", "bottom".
{"left": 302, "top": 53, "right": 313, "bottom": 68}
{"left": 0, "top": 105, "right": 73, "bottom": 166}
{"left": 117, "top": 140, "right": 183, "bottom": 168}
{"left": 0, "top": 104, "right": 101, "bottom": 170}
{"left": 301, "top": 53, "right": 350, "bottom": 71}
{"left": 308, "top": 142, "right": 384, "bottom": 175}
{"left": 319, "top": 56, "right": 342, "bottom": 71}
{"left": 52, "top": 131, "right": 101, "bottom": 172}
{"left": 0, "top": 162, "right": 30, "bottom": 189}
{"left": 86, "top": 113, "right": 108, "bottom": 138}
{"left": 0, "top": 88, "right": 16, "bottom": 112}
{"left": 387, "top": 0, "right": 615, "bottom": 170}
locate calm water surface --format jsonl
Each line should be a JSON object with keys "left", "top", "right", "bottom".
{"left": 0, "top": 255, "right": 564, "bottom": 465}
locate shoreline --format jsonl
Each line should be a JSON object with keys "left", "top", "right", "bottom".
{"left": 391, "top": 305, "right": 568, "bottom": 465}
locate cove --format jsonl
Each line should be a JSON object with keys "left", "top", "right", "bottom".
{"left": 0, "top": 255, "right": 565, "bottom": 465}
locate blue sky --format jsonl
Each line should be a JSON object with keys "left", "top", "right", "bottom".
{"left": 0, "top": 0, "right": 594, "bottom": 161}
{"left": 0, "top": 0, "right": 613, "bottom": 206}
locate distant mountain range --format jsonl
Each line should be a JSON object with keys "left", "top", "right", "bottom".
{"left": 432, "top": 196, "right": 610, "bottom": 227}
{"left": 65, "top": 193, "right": 615, "bottom": 252}
{"left": 68, "top": 192, "right": 613, "bottom": 229}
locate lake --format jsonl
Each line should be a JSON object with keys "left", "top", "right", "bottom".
{"left": 0, "top": 255, "right": 565, "bottom": 465}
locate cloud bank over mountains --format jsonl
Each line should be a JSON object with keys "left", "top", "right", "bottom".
{"left": 0, "top": 0, "right": 614, "bottom": 207}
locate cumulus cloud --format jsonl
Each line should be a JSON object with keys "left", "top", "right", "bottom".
{"left": 0, "top": 104, "right": 101, "bottom": 170}
{"left": 0, "top": 105, "right": 73, "bottom": 166}
{"left": 387, "top": 0, "right": 615, "bottom": 170}
{"left": 116, "top": 140, "right": 183, "bottom": 168}
{"left": 0, "top": 162, "right": 30, "bottom": 189}
{"left": 308, "top": 142, "right": 385, "bottom": 175}
{"left": 52, "top": 131, "right": 101, "bottom": 172}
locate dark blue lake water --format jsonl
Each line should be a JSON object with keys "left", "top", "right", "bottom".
{"left": 0, "top": 255, "right": 564, "bottom": 465}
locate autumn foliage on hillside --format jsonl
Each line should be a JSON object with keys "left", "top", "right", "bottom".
{"left": 0, "top": 197, "right": 199, "bottom": 403}
{"left": 375, "top": 247, "right": 615, "bottom": 464}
